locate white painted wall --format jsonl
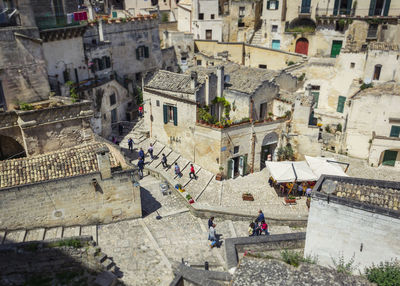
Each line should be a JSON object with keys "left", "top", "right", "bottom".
{"left": 192, "top": 0, "right": 222, "bottom": 40}
{"left": 177, "top": 4, "right": 191, "bottom": 32}
{"left": 305, "top": 198, "right": 400, "bottom": 273}
{"left": 43, "top": 37, "right": 88, "bottom": 84}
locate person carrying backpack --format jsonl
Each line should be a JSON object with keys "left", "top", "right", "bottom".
{"left": 161, "top": 153, "right": 168, "bottom": 168}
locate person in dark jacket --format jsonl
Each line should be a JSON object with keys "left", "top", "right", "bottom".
{"left": 138, "top": 148, "right": 145, "bottom": 162}
{"left": 138, "top": 157, "right": 144, "bottom": 179}
{"left": 161, "top": 153, "right": 168, "bottom": 168}
{"left": 257, "top": 210, "right": 264, "bottom": 223}
{"left": 208, "top": 217, "right": 214, "bottom": 228}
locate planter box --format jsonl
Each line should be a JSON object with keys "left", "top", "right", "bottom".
{"left": 285, "top": 198, "right": 296, "bottom": 204}
{"left": 242, "top": 194, "right": 254, "bottom": 201}
{"left": 215, "top": 174, "right": 223, "bottom": 181}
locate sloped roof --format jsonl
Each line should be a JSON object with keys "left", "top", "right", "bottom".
{"left": 352, "top": 82, "right": 400, "bottom": 99}
{"left": 0, "top": 143, "right": 118, "bottom": 189}
{"left": 189, "top": 64, "right": 277, "bottom": 95}
{"left": 145, "top": 70, "right": 197, "bottom": 94}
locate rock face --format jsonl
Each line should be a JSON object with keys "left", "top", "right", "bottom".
{"left": 231, "top": 256, "right": 374, "bottom": 286}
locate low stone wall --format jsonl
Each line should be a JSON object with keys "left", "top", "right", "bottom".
{"left": 0, "top": 170, "right": 141, "bottom": 230}
{"left": 225, "top": 232, "right": 306, "bottom": 269}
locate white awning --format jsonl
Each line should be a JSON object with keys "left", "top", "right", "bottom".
{"left": 305, "top": 156, "right": 348, "bottom": 178}
{"left": 265, "top": 161, "right": 318, "bottom": 183}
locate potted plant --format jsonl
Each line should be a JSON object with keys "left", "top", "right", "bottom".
{"left": 175, "top": 184, "right": 182, "bottom": 190}
{"left": 242, "top": 192, "right": 254, "bottom": 201}
{"left": 186, "top": 194, "right": 192, "bottom": 200}
{"left": 189, "top": 198, "right": 195, "bottom": 204}
{"left": 285, "top": 195, "right": 296, "bottom": 204}
{"left": 216, "top": 166, "right": 224, "bottom": 181}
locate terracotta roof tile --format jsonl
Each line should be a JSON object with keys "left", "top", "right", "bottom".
{"left": 0, "top": 143, "right": 117, "bottom": 189}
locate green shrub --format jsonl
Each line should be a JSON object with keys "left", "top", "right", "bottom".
{"left": 336, "top": 123, "right": 342, "bottom": 132}
{"left": 281, "top": 250, "right": 303, "bottom": 267}
{"left": 298, "top": 73, "right": 306, "bottom": 81}
{"left": 286, "top": 26, "right": 315, "bottom": 33}
{"left": 287, "top": 61, "right": 295, "bottom": 66}
{"left": 277, "top": 145, "right": 295, "bottom": 161}
{"left": 325, "top": 125, "right": 331, "bottom": 133}
{"left": 161, "top": 12, "right": 169, "bottom": 23}
{"left": 331, "top": 253, "right": 357, "bottom": 275}
{"left": 49, "top": 239, "right": 82, "bottom": 248}
{"left": 365, "top": 260, "right": 400, "bottom": 286}
{"left": 19, "top": 102, "right": 34, "bottom": 111}
{"left": 360, "top": 83, "right": 373, "bottom": 90}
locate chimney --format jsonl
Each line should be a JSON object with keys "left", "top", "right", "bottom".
{"left": 217, "top": 65, "right": 224, "bottom": 98}
{"left": 191, "top": 71, "right": 198, "bottom": 91}
{"left": 96, "top": 146, "right": 112, "bottom": 179}
{"left": 99, "top": 19, "right": 104, "bottom": 42}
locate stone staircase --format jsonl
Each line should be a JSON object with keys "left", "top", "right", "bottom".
{"left": 250, "top": 29, "right": 264, "bottom": 46}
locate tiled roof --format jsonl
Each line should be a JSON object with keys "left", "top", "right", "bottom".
{"left": 316, "top": 176, "right": 400, "bottom": 213}
{"left": 145, "top": 70, "right": 197, "bottom": 93}
{"left": 0, "top": 143, "right": 117, "bottom": 189}
{"left": 189, "top": 64, "right": 277, "bottom": 94}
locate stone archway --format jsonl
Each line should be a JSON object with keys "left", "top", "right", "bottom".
{"left": 0, "top": 135, "right": 26, "bottom": 160}
{"left": 260, "top": 132, "right": 279, "bottom": 169}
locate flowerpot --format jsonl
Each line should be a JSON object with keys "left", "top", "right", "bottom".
{"left": 189, "top": 199, "right": 195, "bottom": 204}
{"left": 242, "top": 194, "right": 254, "bottom": 201}
{"left": 285, "top": 198, "right": 296, "bottom": 204}
{"left": 179, "top": 188, "right": 185, "bottom": 193}
{"left": 215, "top": 173, "right": 223, "bottom": 181}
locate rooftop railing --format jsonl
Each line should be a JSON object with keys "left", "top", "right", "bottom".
{"left": 35, "top": 15, "right": 82, "bottom": 30}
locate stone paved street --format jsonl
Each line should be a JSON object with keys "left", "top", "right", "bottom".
{"left": 96, "top": 174, "right": 306, "bottom": 286}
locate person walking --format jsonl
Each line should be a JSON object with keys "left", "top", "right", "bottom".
{"left": 138, "top": 148, "right": 145, "bottom": 163}
{"left": 208, "top": 223, "right": 217, "bottom": 248}
{"left": 248, "top": 222, "right": 255, "bottom": 237}
{"left": 257, "top": 210, "right": 265, "bottom": 223}
{"left": 189, "top": 164, "right": 197, "bottom": 179}
{"left": 161, "top": 153, "right": 168, "bottom": 168}
{"left": 174, "top": 163, "right": 182, "bottom": 178}
{"left": 138, "top": 157, "right": 144, "bottom": 179}
{"left": 138, "top": 105, "right": 143, "bottom": 118}
{"left": 208, "top": 217, "right": 214, "bottom": 229}
{"left": 261, "top": 220, "right": 269, "bottom": 235}
{"left": 254, "top": 220, "right": 261, "bottom": 236}
{"left": 128, "top": 138, "right": 134, "bottom": 152}
{"left": 148, "top": 143, "right": 154, "bottom": 160}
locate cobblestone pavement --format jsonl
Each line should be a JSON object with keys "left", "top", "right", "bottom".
{"left": 97, "top": 175, "right": 306, "bottom": 286}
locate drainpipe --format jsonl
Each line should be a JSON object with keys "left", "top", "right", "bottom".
{"left": 250, "top": 97, "right": 254, "bottom": 122}
{"left": 250, "top": 128, "right": 256, "bottom": 173}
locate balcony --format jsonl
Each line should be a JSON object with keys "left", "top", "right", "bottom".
{"left": 316, "top": 8, "right": 352, "bottom": 17}
{"left": 35, "top": 15, "right": 82, "bottom": 30}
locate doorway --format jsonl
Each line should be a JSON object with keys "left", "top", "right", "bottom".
{"left": 331, "top": 40, "right": 343, "bottom": 58}
{"left": 382, "top": 150, "right": 398, "bottom": 166}
{"left": 260, "top": 144, "right": 277, "bottom": 169}
{"left": 227, "top": 155, "right": 247, "bottom": 179}
{"left": 295, "top": 38, "right": 309, "bottom": 55}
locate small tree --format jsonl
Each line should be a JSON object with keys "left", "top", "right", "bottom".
{"left": 161, "top": 12, "right": 169, "bottom": 23}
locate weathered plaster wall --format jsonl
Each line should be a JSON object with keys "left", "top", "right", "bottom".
{"left": 245, "top": 45, "right": 304, "bottom": 69}
{"left": 42, "top": 37, "right": 88, "bottom": 84}
{"left": 177, "top": 4, "right": 192, "bottom": 33}
{"left": 163, "top": 31, "right": 194, "bottom": 72}
{"left": 192, "top": 0, "right": 223, "bottom": 41}
{"left": 0, "top": 170, "right": 141, "bottom": 229}
{"left": 305, "top": 198, "right": 400, "bottom": 273}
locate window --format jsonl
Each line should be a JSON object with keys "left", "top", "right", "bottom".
{"left": 205, "top": 29, "right": 212, "bottom": 40}
{"left": 267, "top": 0, "right": 279, "bottom": 10}
{"left": 373, "top": 64, "right": 382, "bottom": 80}
{"left": 199, "top": 13, "right": 204, "bottom": 20}
{"left": 181, "top": 57, "right": 187, "bottom": 64}
{"left": 163, "top": 105, "right": 178, "bottom": 126}
{"left": 350, "top": 62, "right": 355, "bottom": 69}
{"left": 271, "top": 25, "right": 278, "bottom": 32}
{"left": 197, "top": 60, "right": 202, "bottom": 65}
{"left": 234, "top": 146, "right": 240, "bottom": 154}
{"left": 210, "top": 14, "right": 215, "bottom": 19}
{"left": 271, "top": 39, "right": 280, "bottom": 50}
{"left": 104, "top": 56, "right": 111, "bottom": 69}
{"left": 109, "top": 93, "right": 116, "bottom": 106}
{"left": 258, "top": 64, "right": 267, "bottom": 69}
{"left": 111, "top": 108, "right": 117, "bottom": 123}
{"left": 239, "top": 7, "right": 245, "bottom": 17}
{"left": 98, "top": 58, "right": 104, "bottom": 70}
{"left": 336, "top": 96, "right": 346, "bottom": 113}
{"left": 367, "top": 24, "right": 378, "bottom": 38}
{"left": 311, "top": 92, "right": 319, "bottom": 108}
{"left": 136, "top": 46, "right": 149, "bottom": 60}
{"left": 156, "top": 100, "right": 160, "bottom": 107}
{"left": 390, "top": 126, "right": 400, "bottom": 138}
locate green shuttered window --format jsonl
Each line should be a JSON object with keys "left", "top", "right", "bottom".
{"left": 390, "top": 125, "right": 400, "bottom": 137}
{"left": 163, "top": 105, "right": 178, "bottom": 126}
{"left": 336, "top": 96, "right": 346, "bottom": 113}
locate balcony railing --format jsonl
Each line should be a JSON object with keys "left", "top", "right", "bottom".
{"left": 299, "top": 5, "right": 312, "bottom": 15}
{"left": 35, "top": 15, "right": 81, "bottom": 30}
{"left": 316, "top": 8, "right": 400, "bottom": 17}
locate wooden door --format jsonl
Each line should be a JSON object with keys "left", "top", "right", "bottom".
{"left": 295, "top": 38, "right": 309, "bottom": 55}
{"left": 382, "top": 150, "right": 397, "bottom": 166}
{"left": 331, "top": 40, "right": 342, "bottom": 58}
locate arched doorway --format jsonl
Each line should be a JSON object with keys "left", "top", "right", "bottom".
{"left": 260, "top": 132, "right": 279, "bottom": 169}
{"left": 0, "top": 135, "right": 26, "bottom": 161}
{"left": 295, "top": 38, "right": 309, "bottom": 55}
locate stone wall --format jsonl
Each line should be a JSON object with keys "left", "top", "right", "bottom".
{"left": 0, "top": 170, "right": 141, "bottom": 230}
{"left": 0, "top": 27, "right": 50, "bottom": 109}
{"left": 161, "top": 47, "right": 180, "bottom": 73}
{"left": 304, "top": 197, "right": 400, "bottom": 273}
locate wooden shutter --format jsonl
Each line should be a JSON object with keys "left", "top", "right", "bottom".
{"left": 227, "top": 159, "right": 233, "bottom": 179}
{"left": 267, "top": 1, "right": 270, "bottom": 9}
{"left": 390, "top": 126, "right": 400, "bottom": 137}
{"left": 346, "top": 0, "right": 353, "bottom": 15}
{"left": 112, "top": 11, "right": 117, "bottom": 18}
{"left": 336, "top": 96, "right": 346, "bottom": 113}
{"left": 383, "top": 0, "right": 391, "bottom": 16}
{"left": 243, "top": 154, "right": 247, "bottom": 175}
{"left": 369, "top": 0, "right": 376, "bottom": 16}
{"left": 173, "top": 106, "right": 178, "bottom": 126}
{"left": 382, "top": 150, "right": 397, "bottom": 166}
{"left": 144, "top": 46, "right": 149, "bottom": 58}
{"left": 136, "top": 48, "right": 140, "bottom": 60}
{"left": 163, "top": 105, "right": 168, "bottom": 124}
{"left": 333, "top": 0, "right": 339, "bottom": 15}
{"left": 312, "top": 92, "right": 319, "bottom": 108}
{"left": 275, "top": 1, "right": 279, "bottom": 10}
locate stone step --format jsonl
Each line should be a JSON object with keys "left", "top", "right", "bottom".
{"left": 62, "top": 226, "right": 81, "bottom": 238}
{"left": 81, "top": 225, "right": 98, "bottom": 244}
{"left": 44, "top": 226, "right": 63, "bottom": 240}
{"left": 94, "top": 271, "right": 117, "bottom": 286}
{"left": 102, "top": 258, "right": 115, "bottom": 270}
{"left": 25, "top": 228, "right": 45, "bottom": 242}
{"left": 4, "top": 230, "right": 26, "bottom": 244}
{"left": 185, "top": 169, "right": 214, "bottom": 199}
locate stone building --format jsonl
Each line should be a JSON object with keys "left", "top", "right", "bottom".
{"left": 191, "top": 0, "right": 223, "bottom": 41}
{"left": 345, "top": 82, "right": 400, "bottom": 168}
{"left": 0, "top": 142, "right": 142, "bottom": 230}
{"left": 305, "top": 175, "right": 400, "bottom": 272}
{"left": 142, "top": 65, "right": 297, "bottom": 176}
{"left": 221, "top": 0, "right": 262, "bottom": 42}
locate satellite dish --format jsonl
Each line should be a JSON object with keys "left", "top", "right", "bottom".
{"left": 224, "top": 75, "right": 230, "bottom": 83}
{"left": 323, "top": 180, "right": 337, "bottom": 195}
